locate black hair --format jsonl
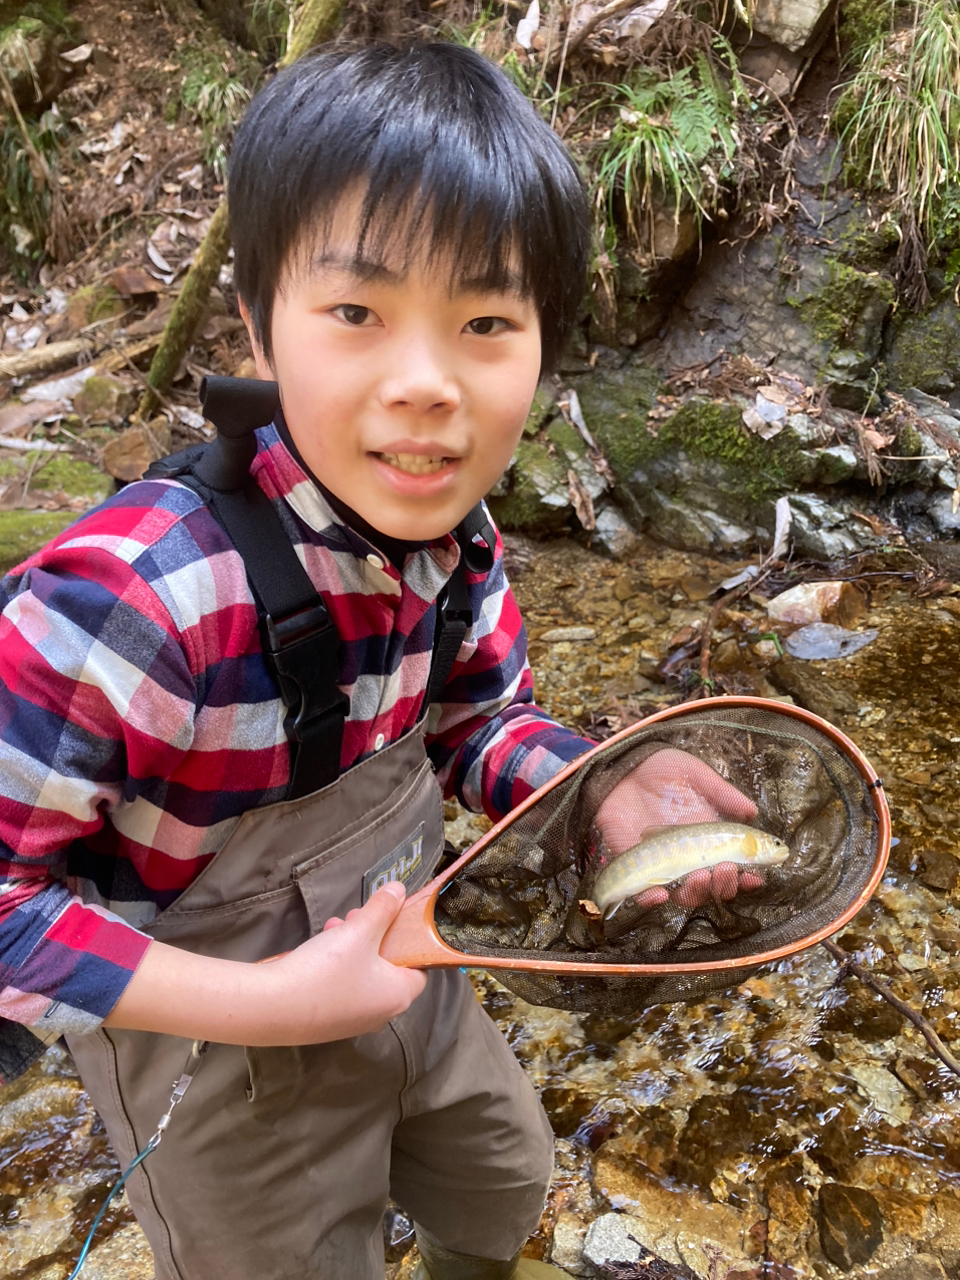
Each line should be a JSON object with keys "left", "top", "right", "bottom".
{"left": 229, "top": 41, "right": 590, "bottom": 373}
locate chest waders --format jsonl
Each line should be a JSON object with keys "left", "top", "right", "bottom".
{"left": 65, "top": 379, "right": 555, "bottom": 1280}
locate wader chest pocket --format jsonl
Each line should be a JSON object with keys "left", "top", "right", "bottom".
{"left": 361, "top": 822, "right": 428, "bottom": 903}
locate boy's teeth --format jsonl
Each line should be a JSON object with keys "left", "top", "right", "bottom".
{"left": 380, "top": 452, "right": 446, "bottom": 475}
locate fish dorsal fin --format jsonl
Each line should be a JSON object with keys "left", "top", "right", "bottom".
{"left": 633, "top": 823, "right": 677, "bottom": 841}
{"left": 631, "top": 822, "right": 705, "bottom": 843}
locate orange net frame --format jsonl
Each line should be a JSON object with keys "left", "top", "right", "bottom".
{"left": 383, "top": 698, "right": 889, "bottom": 1014}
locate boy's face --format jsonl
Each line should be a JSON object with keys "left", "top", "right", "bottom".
{"left": 243, "top": 209, "right": 542, "bottom": 543}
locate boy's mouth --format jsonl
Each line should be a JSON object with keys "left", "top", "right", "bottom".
{"left": 376, "top": 452, "right": 451, "bottom": 476}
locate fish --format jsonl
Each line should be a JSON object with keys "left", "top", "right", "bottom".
{"left": 591, "top": 821, "right": 789, "bottom": 915}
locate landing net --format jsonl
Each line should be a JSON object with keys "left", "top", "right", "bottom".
{"left": 435, "top": 699, "right": 887, "bottom": 1013}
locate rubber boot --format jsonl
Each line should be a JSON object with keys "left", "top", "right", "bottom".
{"left": 412, "top": 1226, "right": 571, "bottom": 1279}
{"left": 410, "top": 1261, "right": 568, "bottom": 1280}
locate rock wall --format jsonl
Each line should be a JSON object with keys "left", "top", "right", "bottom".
{"left": 494, "top": 131, "right": 960, "bottom": 561}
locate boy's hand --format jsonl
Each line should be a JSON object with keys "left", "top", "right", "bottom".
{"left": 594, "top": 748, "right": 763, "bottom": 909}
{"left": 266, "top": 883, "right": 428, "bottom": 1042}
{"left": 105, "top": 882, "right": 427, "bottom": 1045}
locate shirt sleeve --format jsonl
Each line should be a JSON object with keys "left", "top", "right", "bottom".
{"left": 0, "top": 537, "right": 198, "bottom": 1040}
{"left": 426, "top": 528, "right": 594, "bottom": 820}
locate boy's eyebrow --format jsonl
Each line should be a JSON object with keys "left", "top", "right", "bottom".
{"left": 457, "top": 270, "right": 526, "bottom": 298}
{"left": 312, "top": 251, "right": 526, "bottom": 298}
{"left": 312, "top": 251, "right": 401, "bottom": 283}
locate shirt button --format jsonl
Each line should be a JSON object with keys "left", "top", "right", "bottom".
{"left": 374, "top": 733, "right": 385, "bottom": 751}
{"left": 366, "top": 552, "right": 384, "bottom": 570}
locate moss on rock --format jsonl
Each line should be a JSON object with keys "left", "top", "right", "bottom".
{"left": 0, "top": 451, "right": 112, "bottom": 505}
{"left": 575, "top": 372, "right": 812, "bottom": 505}
{"left": 887, "top": 295, "right": 960, "bottom": 395}
{"left": 785, "top": 258, "right": 894, "bottom": 404}
{"left": 790, "top": 260, "right": 895, "bottom": 351}
{"left": 896, "top": 421, "right": 925, "bottom": 458}
{"left": 65, "top": 284, "right": 125, "bottom": 333}
{"left": 0, "top": 510, "right": 75, "bottom": 575}
{"left": 833, "top": 207, "right": 901, "bottom": 268}
{"left": 522, "top": 384, "right": 557, "bottom": 438}
{"left": 573, "top": 362, "right": 661, "bottom": 482}
{"left": 35, "top": 453, "right": 112, "bottom": 502}
{"left": 653, "top": 401, "right": 812, "bottom": 501}
{"left": 545, "top": 418, "right": 587, "bottom": 461}
{"left": 486, "top": 438, "right": 571, "bottom": 535}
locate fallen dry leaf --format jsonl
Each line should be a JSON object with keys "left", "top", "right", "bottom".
{"left": 0, "top": 399, "right": 64, "bottom": 436}
{"left": 109, "top": 266, "right": 158, "bottom": 297}
{"left": 861, "top": 428, "right": 895, "bottom": 450}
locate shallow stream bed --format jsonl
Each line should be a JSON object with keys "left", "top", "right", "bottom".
{"left": 2, "top": 534, "right": 959, "bottom": 1280}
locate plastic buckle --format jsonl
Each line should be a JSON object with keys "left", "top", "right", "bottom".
{"left": 262, "top": 604, "right": 349, "bottom": 743}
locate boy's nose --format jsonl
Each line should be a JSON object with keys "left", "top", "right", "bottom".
{"left": 379, "top": 338, "right": 461, "bottom": 414}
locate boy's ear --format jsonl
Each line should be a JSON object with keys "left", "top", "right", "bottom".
{"left": 238, "top": 297, "right": 276, "bottom": 382}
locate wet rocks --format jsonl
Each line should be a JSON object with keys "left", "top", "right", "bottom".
{"left": 5, "top": 538, "right": 960, "bottom": 1280}
{"left": 766, "top": 654, "right": 859, "bottom": 721}
{"left": 582, "top": 1214, "right": 702, "bottom": 1279}
{"left": 888, "top": 293, "right": 960, "bottom": 402}
{"left": 782, "top": 623, "right": 878, "bottom": 661}
{"left": 540, "top": 627, "right": 598, "bottom": 643}
{"left": 876, "top": 1258, "right": 947, "bottom": 1280}
{"left": 781, "top": 493, "right": 876, "bottom": 560}
{"left": 590, "top": 1149, "right": 753, "bottom": 1277}
{"left": 817, "top": 1184, "right": 884, "bottom": 1270}
{"left": 766, "top": 581, "right": 866, "bottom": 628}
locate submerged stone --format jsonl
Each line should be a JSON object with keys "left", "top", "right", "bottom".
{"left": 783, "top": 623, "right": 878, "bottom": 660}
{"left": 818, "top": 1183, "right": 884, "bottom": 1270}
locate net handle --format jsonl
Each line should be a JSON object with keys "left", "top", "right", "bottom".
{"left": 378, "top": 695, "right": 892, "bottom": 975}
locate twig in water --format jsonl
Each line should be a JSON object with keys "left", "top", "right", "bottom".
{"left": 697, "top": 579, "right": 750, "bottom": 691}
{"left": 822, "top": 939, "right": 960, "bottom": 1081}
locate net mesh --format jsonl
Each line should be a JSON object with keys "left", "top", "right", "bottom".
{"left": 436, "top": 704, "right": 882, "bottom": 1014}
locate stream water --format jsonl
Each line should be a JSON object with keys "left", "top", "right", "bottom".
{"left": 1, "top": 533, "right": 958, "bottom": 1280}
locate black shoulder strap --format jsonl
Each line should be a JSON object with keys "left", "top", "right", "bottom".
{"left": 423, "top": 502, "right": 496, "bottom": 710}
{"left": 147, "top": 377, "right": 348, "bottom": 800}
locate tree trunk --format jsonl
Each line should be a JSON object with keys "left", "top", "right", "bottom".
{"left": 137, "top": 201, "right": 231, "bottom": 419}
{"left": 280, "top": 0, "right": 342, "bottom": 66}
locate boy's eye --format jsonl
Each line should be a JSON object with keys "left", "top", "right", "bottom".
{"left": 332, "top": 304, "right": 376, "bottom": 326}
{"left": 465, "top": 316, "right": 509, "bottom": 336}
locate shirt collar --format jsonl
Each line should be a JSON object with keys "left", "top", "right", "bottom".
{"left": 252, "top": 422, "right": 461, "bottom": 578}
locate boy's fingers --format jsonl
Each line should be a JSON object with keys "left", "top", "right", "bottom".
{"left": 356, "top": 881, "right": 407, "bottom": 939}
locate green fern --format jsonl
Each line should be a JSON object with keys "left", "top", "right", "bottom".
{"left": 592, "top": 39, "right": 744, "bottom": 251}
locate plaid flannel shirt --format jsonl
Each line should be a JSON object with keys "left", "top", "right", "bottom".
{"left": 0, "top": 425, "right": 591, "bottom": 1081}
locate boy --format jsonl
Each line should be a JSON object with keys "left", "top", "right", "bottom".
{"left": 0, "top": 40, "right": 754, "bottom": 1280}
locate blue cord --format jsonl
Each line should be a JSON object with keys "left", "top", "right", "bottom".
{"left": 66, "top": 1137, "right": 158, "bottom": 1280}
{"left": 66, "top": 1039, "right": 208, "bottom": 1279}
